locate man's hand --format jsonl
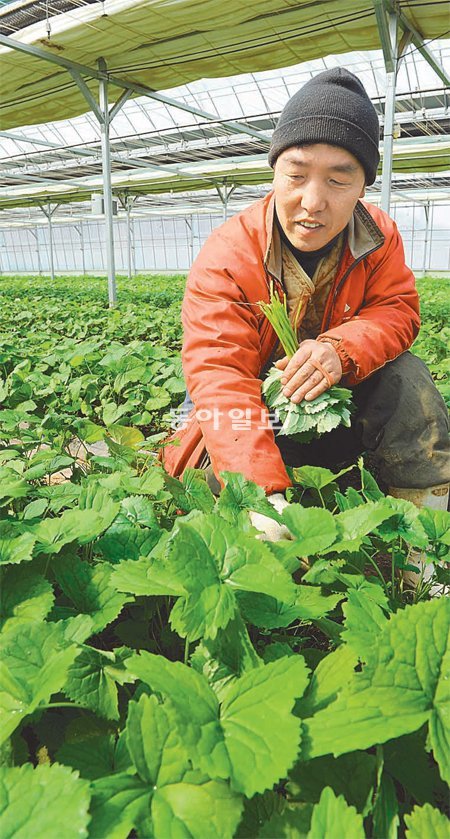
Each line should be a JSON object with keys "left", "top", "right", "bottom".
{"left": 275, "top": 339, "right": 342, "bottom": 403}
{"left": 249, "top": 492, "right": 293, "bottom": 542}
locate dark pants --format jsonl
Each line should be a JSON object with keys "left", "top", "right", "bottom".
{"left": 274, "top": 352, "right": 449, "bottom": 488}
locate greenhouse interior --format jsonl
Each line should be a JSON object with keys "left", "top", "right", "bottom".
{"left": 0, "top": 0, "right": 449, "bottom": 293}
{"left": 0, "top": 1, "right": 449, "bottom": 838}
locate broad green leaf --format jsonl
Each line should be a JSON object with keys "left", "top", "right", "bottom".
{"left": 107, "top": 424, "right": 145, "bottom": 447}
{"left": 54, "top": 553, "right": 131, "bottom": 632}
{"left": 191, "top": 614, "right": 262, "bottom": 700}
{"left": 30, "top": 508, "right": 108, "bottom": 554}
{"left": 328, "top": 501, "right": 395, "bottom": 553}
{"left": 372, "top": 772, "right": 399, "bottom": 839}
{"left": 292, "top": 465, "right": 354, "bottom": 491}
{"left": 235, "top": 790, "right": 285, "bottom": 838}
{"left": 341, "top": 589, "right": 389, "bottom": 657}
{"left": 0, "top": 566, "right": 54, "bottom": 630}
{"left": 64, "top": 646, "right": 135, "bottom": 720}
{"left": 219, "top": 655, "right": 310, "bottom": 796}
{"left": 384, "top": 729, "right": 448, "bottom": 807}
{"left": 295, "top": 645, "right": 359, "bottom": 718}
{"left": 377, "top": 497, "right": 429, "bottom": 548}
{"left": 120, "top": 495, "right": 158, "bottom": 527}
{"left": 238, "top": 587, "right": 343, "bottom": 629}
{"left": 288, "top": 752, "right": 376, "bottom": 816}
{"left": 0, "top": 469, "right": 28, "bottom": 505}
{"left": 152, "top": 773, "right": 243, "bottom": 839}
{"left": 89, "top": 773, "right": 151, "bottom": 839}
{"left": 282, "top": 506, "right": 337, "bottom": 555}
{"left": 259, "top": 804, "right": 313, "bottom": 838}
{"left": 217, "top": 472, "right": 282, "bottom": 522}
{"left": 0, "top": 763, "right": 90, "bottom": 839}
{"left": 78, "top": 481, "right": 120, "bottom": 530}
{"left": 126, "top": 651, "right": 309, "bottom": 797}
{"left": 419, "top": 507, "right": 450, "bottom": 545}
{"left": 125, "top": 695, "right": 243, "bottom": 839}
{"left": 0, "top": 621, "right": 81, "bottom": 744}
{"left": 112, "top": 555, "right": 186, "bottom": 598}
{"left": 121, "top": 468, "right": 165, "bottom": 496}
{"left": 307, "top": 786, "right": 364, "bottom": 839}
{"left": 164, "top": 468, "right": 215, "bottom": 513}
{"left": 0, "top": 532, "right": 36, "bottom": 565}
{"left": 404, "top": 803, "right": 450, "bottom": 838}
{"left": 167, "top": 514, "right": 296, "bottom": 641}
{"left": 56, "top": 733, "right": 132, "bottom": 781}
{"left": 302, "top": 599, "right": 449, "bottom": 777}
{"left": 97, "top": 512, "right": 161, "bottom": 563}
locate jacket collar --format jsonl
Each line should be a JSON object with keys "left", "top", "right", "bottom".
{"left": 264, "top": 194, "right": 385, "bottom": 281}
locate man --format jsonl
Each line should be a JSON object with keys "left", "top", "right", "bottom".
{"left": 162, "top": 68, "right": 449, "bottom": 567}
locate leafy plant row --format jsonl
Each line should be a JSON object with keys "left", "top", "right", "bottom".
{"left": 0, "top": 273, "right": 448, "bottom": 838}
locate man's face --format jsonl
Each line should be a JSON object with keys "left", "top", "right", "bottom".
{"left": 272, "top": 143, "right": 366, "bottom": 251}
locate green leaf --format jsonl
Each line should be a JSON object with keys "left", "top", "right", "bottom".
{"left": 112, "top": 555, "right": 186, "bottom": 598}
{"left": 152, "top": 773, "right": 243, "bottom": 839}
{"left": 372, "top": 772, "right": 399, "bottom": 839}
{"left": 325, "top": 501, "right": 396, "bottom": 553}
{"left": 0, "top": 532, "right": 36, "bottom": 565}
{"left": 384, "top": 729, "right": 448, "bottom": 807}
{"left": 124, "top": 694, "right": 243, "bottom": 839}
{"left": 341, "top": 589, "right": 389, "bottom": 657}
{"left": 127, "top": 651, "right": 309, "bottom": 797}
{"left": 288, "top": 752, "right": 376, "bottom": 815}
{"left": 167, "top": 514, "right": 296, "bottom": 641}
{"left": 164, "top": 468, "right": 215, "bottom": 513}
{"left": 0, "top": 620, "right": 81, "bottom": 744}
{"left": 121, "top": 468, "right": 165, "bottom": 496}
{"left": 0, "top": 469, "right": 28, "bottom": 505}
{"left": 0, "top": 763, "right": 90, "bottom": 839}
{"left": 64, "top": 646, "right": 135, "bottom": 720}
{"left": 292, "top": 465, "right": 354, "bottom": 491}
{"left": 419, "top": 507, "right": 450, "bottom": 545}
{"left": 0, "top": 566, "right": 54, "bottom": 631}
{"left": 54, "top": 553, "right": 131, "bottom": 632}
{"left": 302, "top": 599, "right": 449, "bottom": 778}
{"left": 295, "top": 645, "right": 359, "bottom": 719}
{"left": 405, "top": 803, "right": 450, "bottom": 838}
{"left": 89, "top": 773, "right": 151, "bottom": 839}
{"left": 97, "top": 510, "right": 161, "bottom": 564}
{"left": 219, "top": 655, "right": 309, "bottom": 796}
{"left": 378, "top": 497, "right": 429, "bottom": 548}
{"left": 120, "top": 495, "right": 158, "bottom": 527}
{"left": 282, "top": 506, "right": 337, "bottom": 555}
{"left": 217, "top": 472, "right": 282, "bottom": 521}
{"left": 30, "top": 508, "right": 109, "bottom": 554}
{"left": 78, "top": 481, "right": 120, "bottom": 531}
{"left": 259, "top": 803, "right": 313, "bottom": 838}
{"left": 238, "top": 586, "right": 343, "bottom": 629}
{"left": 307, "top": 787, "right": 364, "bottom": 839}
{"left": 191, "top": 614, "right": 262, "bottom": 700}
{"left": 56, "top": 733, "right": 131, "bottom": 781}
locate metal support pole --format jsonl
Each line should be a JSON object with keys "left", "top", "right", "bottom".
{"left": 98, "top": 58, "right": 116, "bottom": 306}
{"left": 74, "top": 224, "right": 86, "bottom": 275}
{"left": 30, "top": 228, "right": 41, "bottom": 274}
{"left": 422, "top": 201, "right": 430, "bottom": 277}
{"left": 47, "top": 202, "right": 55, "bottom": 282}
{"left": 380, "top": 13, "right": 398, "bottom": 213}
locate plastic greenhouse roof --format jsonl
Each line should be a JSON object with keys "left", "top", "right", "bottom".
{"left": 1, "top": 0, "right": 449, "bottom": 128}
{"left": 0, "top": 137, "right": 448, "bottom": 210}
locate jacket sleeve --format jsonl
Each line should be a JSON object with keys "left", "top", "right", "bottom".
{"left": 318, "top": 220, "right": 420, "bottom": 385}
{"left": 181, "top": 233, "right": 292, "bottom": 494}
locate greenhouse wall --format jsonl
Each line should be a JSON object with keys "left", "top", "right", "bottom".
{"left": 0, "top": 202, "right": 449, "bottom": 276}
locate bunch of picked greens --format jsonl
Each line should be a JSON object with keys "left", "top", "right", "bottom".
{"left": 260, "top": 283, "right": 353, "bottom": 443}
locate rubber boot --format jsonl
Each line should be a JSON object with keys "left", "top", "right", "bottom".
{"left": 389, "top": 484, "right": 449, "bottom": 596}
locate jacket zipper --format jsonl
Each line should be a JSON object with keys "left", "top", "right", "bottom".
{"left": 322, "top": 242, "right": 383, "bottom": 332}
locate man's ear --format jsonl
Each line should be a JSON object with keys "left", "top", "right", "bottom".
{"left": 359, "top": 182, "right": 366, "bottom": 199}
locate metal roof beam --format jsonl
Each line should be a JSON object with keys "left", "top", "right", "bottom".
{"left": 384, "top": 1, "right": 450, "bottom": 86}
{"left": 372, "top": 0, "right": 395, "bottom": 73}
{"left": 0, "top": 33, "right": 267, "bottom": 142}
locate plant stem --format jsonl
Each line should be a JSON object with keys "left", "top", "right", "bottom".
{"left": 184, "top": 636, "right": 190, "bottom": 665}
{"left": 361, "top": 548, "right": 388, "bottom": 590}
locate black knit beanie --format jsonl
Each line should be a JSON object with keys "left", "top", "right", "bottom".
{"left": 268, "top": 68, "right": 380, "bottom": 185}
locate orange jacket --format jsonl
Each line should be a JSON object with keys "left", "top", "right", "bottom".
{"left": 162, "top": 192, "right": 420, "bottom": 493}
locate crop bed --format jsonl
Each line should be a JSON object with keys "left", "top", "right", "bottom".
{"left": 0, "top": 273, "right": 448, "bottom": 838}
